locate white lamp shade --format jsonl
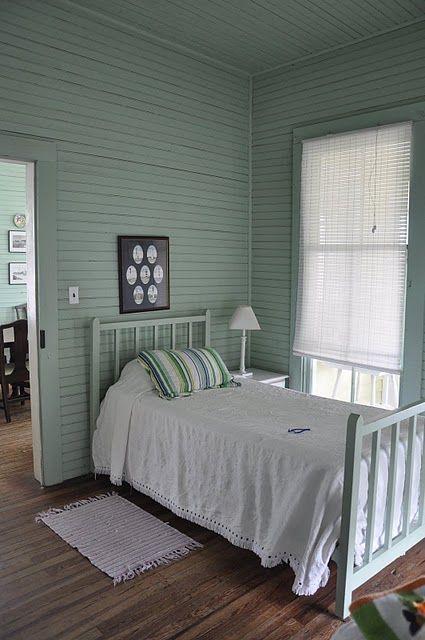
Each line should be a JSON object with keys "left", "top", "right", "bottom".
{"left": 229, "top": 305, "right": 261, "bottom": 331}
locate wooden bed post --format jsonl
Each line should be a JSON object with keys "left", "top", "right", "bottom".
{"left": 335, "top": 413, "right": 364, "bottom": 619}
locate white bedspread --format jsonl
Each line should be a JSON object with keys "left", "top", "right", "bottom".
{"left": 93, "top": 362, "right": 422, "bottom": 596}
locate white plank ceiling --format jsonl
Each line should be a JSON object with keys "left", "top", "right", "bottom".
{"left": 70, "top": 0, "right": 425, "bottom": 74}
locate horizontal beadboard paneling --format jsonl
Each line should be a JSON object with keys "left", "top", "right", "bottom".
{"left": 0, "top": 162, "right": 27, "bottom": 324}
{"left": 0, "top": 0, "right": 249, "bottom": 480}
{"left": 251, "top": 22, "right": 425, "bottom": 387}
{"left": 70, "top": 0, "right": 425, "bottom": 74}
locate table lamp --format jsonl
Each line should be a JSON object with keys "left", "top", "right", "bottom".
{"left": 229, "top": 305, "right": 261, "bottom": 376}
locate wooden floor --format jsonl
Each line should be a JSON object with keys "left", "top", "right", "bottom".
{"left": 1, "top": 409, "right": 424, "bottom": 640}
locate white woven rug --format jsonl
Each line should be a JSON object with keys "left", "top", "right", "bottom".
{"left": 36, "top": 492, "right": 202, "bottom": 584}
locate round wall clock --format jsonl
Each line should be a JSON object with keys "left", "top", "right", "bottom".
{"left": 13, "top": 214, "right": 26, "bottom": 228}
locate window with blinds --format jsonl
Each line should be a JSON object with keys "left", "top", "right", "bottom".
{"left": 293, "top": 122, "right": 412, "bottom": 374}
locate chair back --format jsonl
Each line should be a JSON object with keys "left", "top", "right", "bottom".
{"left": 0, "top": 319, "right": 29, "bottom": 384}
{"left": 15, "top": 304, "right": 27, "bottom": 320}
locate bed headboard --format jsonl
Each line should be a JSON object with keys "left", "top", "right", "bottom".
{"left": 89, "top": 310, "right": 211, "bottom": 447}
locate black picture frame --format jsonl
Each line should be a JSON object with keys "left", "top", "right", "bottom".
{"left": 118, "top": 236, "right": 170, "bottom": 313}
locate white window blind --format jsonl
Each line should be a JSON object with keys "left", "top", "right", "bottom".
{"left": 293, "top": 122, "right": 412, "bottom": 374}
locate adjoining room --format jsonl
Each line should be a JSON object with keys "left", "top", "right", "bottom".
{"left": 0, "top": 160, "right": 33, "bottom": 470}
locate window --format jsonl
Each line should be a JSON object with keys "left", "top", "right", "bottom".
{"left": 309, "top": 359, "right": 400, "bottom": 409}
{"left": 293, "top": 122, "right": 412, "bottom": 408}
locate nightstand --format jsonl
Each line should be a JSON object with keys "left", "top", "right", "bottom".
{"left": 231, "top": 368, "right": 289, "bottom": 388}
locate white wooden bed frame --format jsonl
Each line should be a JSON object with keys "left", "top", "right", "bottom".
{"left": 90, "top": 310, "right": 425, "bottom": 619}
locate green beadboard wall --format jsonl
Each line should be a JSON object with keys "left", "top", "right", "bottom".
{"left": 0, "top": 0, "right": 249, "bottom": 480}
{"left": 0, "top": 162, "right": 27, "bottom": 324}
{"left": 250, "top": 22, "right": 425, "bottom": 393}
{"left": 2, "top": 0, "right": 425, "bottom": 482}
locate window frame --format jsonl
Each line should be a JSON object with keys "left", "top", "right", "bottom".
{"left": 290, "top": 103, "right": 425, "bottom": 406}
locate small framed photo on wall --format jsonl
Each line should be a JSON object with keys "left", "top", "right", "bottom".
{"left": 9, "top": 262, "right": 27, "bottom": 285}
{"left": 118, "top": 236, "right": 170, "bottom": 313}
{"left": 9, "top": 230, "right": 26, "bottom": 253}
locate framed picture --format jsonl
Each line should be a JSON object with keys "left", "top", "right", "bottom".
{"left": 9, "top": 230, "right": 26, "bottom": 253}
{"left": 9, "top": 262, "right": 27, "bottom": 285}
{"left": 118, "top": 236, "right": 170, "bottom": 313}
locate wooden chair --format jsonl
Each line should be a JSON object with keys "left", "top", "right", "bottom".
{"left": 0, "top": 320, "right": 30, "bottom": 423}
{"left": 15, "top": 303, "right": 27, "bottom": 320}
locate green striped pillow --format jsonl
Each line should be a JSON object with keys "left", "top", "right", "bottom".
{"left": 349, "top": 577, "right": 425, "bottom": 640}
{"left": 137, "top": 347, "right": 234, "bottom": 399}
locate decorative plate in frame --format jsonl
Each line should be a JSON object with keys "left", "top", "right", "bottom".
{"left": 118, "top": 236, "right": 170, "bottom": 313}
{"left": 13, "top": 214, "right": 26, "bottom": 229}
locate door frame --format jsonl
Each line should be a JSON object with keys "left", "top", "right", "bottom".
{"left": 0, "top": 132, "right": 62, "bottom": 485}
{"left": 290, "top": 101, "right": 425, "bottom": 406}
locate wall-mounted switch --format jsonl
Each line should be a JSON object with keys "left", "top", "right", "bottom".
{"left": 69, "top": 286, "right": 79, "bottom": 304}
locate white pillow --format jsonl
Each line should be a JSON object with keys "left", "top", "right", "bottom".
{"left": 119, "top": 359, "right": 154, "bottom": 393}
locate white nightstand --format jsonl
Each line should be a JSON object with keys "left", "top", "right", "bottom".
{"left": 232, "top": 368, "right": 289, "bottom": 388}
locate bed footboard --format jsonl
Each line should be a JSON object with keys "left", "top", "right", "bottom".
{"left": 335, "top": 399, "right": 425, "bottom": 619}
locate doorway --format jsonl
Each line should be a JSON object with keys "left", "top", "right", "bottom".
{"left": 0, "top": 158, "right": 42, "bottom": 480}
{"left": 0, "top": 133, "right": 62, "bottom": 487}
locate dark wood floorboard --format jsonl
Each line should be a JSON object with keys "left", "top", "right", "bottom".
{"left": 0, "top": 407, "right": 424, "bottom": 639}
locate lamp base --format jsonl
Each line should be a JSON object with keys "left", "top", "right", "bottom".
{"left": 239, "top": 332, "right": 249, "bottom": 378}
{"left": 238, "top": 371, "right": 253, "bottom": 377}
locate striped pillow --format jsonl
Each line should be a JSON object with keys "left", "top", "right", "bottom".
{"left": 349, "top": 576, "right": 425, "bottom": 640}
{"left": 137, "top": 347, "right": 233, "bottom": 399}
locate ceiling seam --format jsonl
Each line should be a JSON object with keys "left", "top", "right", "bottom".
{"left": 55, "top": 0, "right": 250, "bottom": 78}
{"left": 252, "top": 16, "right": 425, "bottom": 78}
{"left": 46, "top": 1, "right": 425, "bottom": 81}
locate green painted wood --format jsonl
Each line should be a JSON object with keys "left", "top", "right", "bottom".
{"left": 351, "top": 524, "right": 425, "bottom": 590}
{"left": 420, "top": 430, "right": 425, "bottom": 526}
{"left": 0, "top": 162, "right": 27, "bottom": 324}
{"left": 289, "top": 139, "right": 303, "bottom": 390}
{"left": 336, "top": 400, "right": 425, "bottom": 619}
{"left": 64, "top": 0, "right": 425, "bottom": 74}
{"left": 0, "top": 0, "right": 249, "bottom": 480}
{"left": 335, "top": 412, "right": 364, "bottom": 619}
{"left": 401, "top": 120, "right": 425, "bottom": 404}
{"left": 402, "top": 415, "right": 417, "bottom": 537}
{"left": 364, "top": 429, "right": 381, "bottom": 564}
{"left": 384, "top": 422, "right": 400, "bottom": 550}
{"left": 34, "top": 157, "right": 62, "bottom": 485}
{"left": 251, "top": 23, "right": 425, "bottom": 386}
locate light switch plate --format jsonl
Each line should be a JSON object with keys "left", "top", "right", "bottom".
{"left": 68, "top": 286, "right": 79, "bottom": 304}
